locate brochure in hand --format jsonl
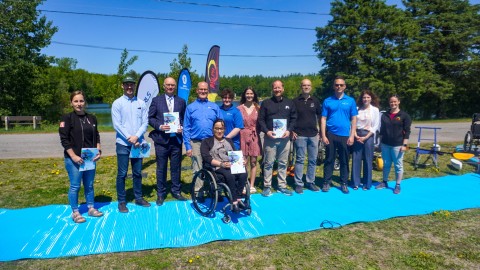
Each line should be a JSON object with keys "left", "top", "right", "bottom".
{"left": 79, "top": 148, "right": 98, "bottom": 171}
{"left": 164, "top": 112, "right": 179, "bottom": 133}
{"left": 130, "top": 142, "right": 151, "bottom": 158}
{"left": 273, "top": 119, "right": 287, "bottom": 138}
{"left": 228, "top": 151, "right": 246, "bottom": 174}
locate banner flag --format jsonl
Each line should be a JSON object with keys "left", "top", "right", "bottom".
{"left": 205, "top": 45, "right": 220, "bottom": 102}
{"left": 177, "top": 68, "right": 191, "bottom": 104}
{"left": 136, "top": 70, "right": 159, "bottom": 109}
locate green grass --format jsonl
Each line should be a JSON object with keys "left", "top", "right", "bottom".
{"left": 0, "top": 142, "right": 479, "bottom": 269}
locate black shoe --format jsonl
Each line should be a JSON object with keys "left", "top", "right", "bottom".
{"left": 156, "top": 196, "right": 165, "bottom": 206}
{"left": 306, "top": 183, "right": 320, "bottom": 192}
{"left": 295, "top": 185, "right": 304, "bottom": 194}
{"left": 135, "top": 198, "right": 151, "bottom": 207}
{"left": 118, "top": 202, "right": 129, "bottom": 213}
{"left": 394, "top": 184, "right": 401, "bottom": 194}
{"left": 341, "top": 184, "right": 350, "bottom": 194}
{"left": 322, "top": 182, "right": 330, "bottom": 192}
{"left": 172, "top": 193, "right": 187, "bottom": 201}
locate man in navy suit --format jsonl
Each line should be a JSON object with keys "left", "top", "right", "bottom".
{"left": 148, "top": 77, "right": 187, "bottom": 206}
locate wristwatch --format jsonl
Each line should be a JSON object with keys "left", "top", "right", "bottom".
{"left": 403, "top": 144, "right": 407, "bottom": 147}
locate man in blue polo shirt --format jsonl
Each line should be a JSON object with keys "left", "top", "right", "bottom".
{"left": 183, "top": 81, "right": 222, "bottom": 173}
{"left": 321, "top": 76, "right": 358, "bottom": 194}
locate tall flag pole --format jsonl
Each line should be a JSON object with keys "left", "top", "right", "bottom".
{"left": 177, "top": 68, "right": 191, "bottom": 104}
{"left": 136, "top": 70, "right": 159, "bottom": 109}
{"left": 205, "top": 45, "right": 220, "bottom": 102}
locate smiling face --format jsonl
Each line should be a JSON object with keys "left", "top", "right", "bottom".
{"left": 389, "top": 96, "right": 400, "bottom": 111}
{"left": 163, "top": 77, "right": 176, "bottom": 96}
{"left": 222, "top": 94, "right": 233, "bottom": 107}
{"left": 245, "top": 89, "right": 255, "bottom": 102}
{"left": 196, "top": 82, "right": 209, "bottom": 100}
{"left": 272, "top": 80, "right": 284, "bottom": 98}
{"left": 122, "top": 82, "right": 136, "bottom": 99}
{"left": 71, "top": 94, "right": 86, "bottom": 114}
{"left": 213, "top": 121, "right": 225, "bottom": 140}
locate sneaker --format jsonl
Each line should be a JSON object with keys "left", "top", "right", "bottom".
{"left": 278, "top": 187, "right": 293, "bottom": 196}
{"left": 306, "top": 183, "right": 320, "bottom": 192}
{"left": 394, "top": 184, "right": 401, "bottom": 194}
{"left": 250, "top": 186, "right": 257, "bottom": 193}
{"left": 118, "top": 202, "right": 129, "bottom": 213}
{"left": 261, "top": 187, "right": 272, "bottom": 197}
{"left": 135, "top": 198, "right": 151, "bottom": 207}
{"left": 295, "top": 185, "right": 304, "bottom": 194}
{"left": 321, "top": 182, "right": 330, "bottom": 192}
{"left": 375, "top": 182, "right": 388, "bottom": 189}
{"left": 341, "top": 184, "right": 350, "bottom": 194}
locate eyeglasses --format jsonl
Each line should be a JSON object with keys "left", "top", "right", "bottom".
{"left": 334, "top": 84, "right": 346, "bottom": 87}
{"left": 164, "top": 84, "right": 176, "bottom": 87}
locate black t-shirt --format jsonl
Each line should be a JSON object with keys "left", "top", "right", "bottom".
{"left": 293, "top": 94, "right": 322, "bottom": 137}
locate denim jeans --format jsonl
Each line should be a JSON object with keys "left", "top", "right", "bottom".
{"left": 381, "top": 143, "right": 404, "bottom": 181}
{"left": 64, "top": 157, "right": 96, "bottom": 211}
{"left": 294, "top": 136, "right": 319, "bottom": 186}
{"left": 116, "top": 143, "right": 143, "bottom": 203}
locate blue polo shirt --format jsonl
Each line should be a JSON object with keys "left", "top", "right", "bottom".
{"left": 220, "top": 105, "right": 244, "bottom": 150}
{"left": 183, "top": 98, "right": 222, "bottom": 151}
{"left": 322, "top": 94, "right": 358, "bottom": 136}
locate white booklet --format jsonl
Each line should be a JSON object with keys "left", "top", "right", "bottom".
{"left": 79, "top": 148, "right": 98, "bottom": 171}
{"left": 164, "top": 112, "right": 179, "bottom": 133}
{"left": 273, "top": 119, "right": 287, "bottom": 138}
{"left": 228, "top": 151, "right": 246, "bottom": 174}
{"left": 130, "top": 142, "right": 151, "bottom": 158}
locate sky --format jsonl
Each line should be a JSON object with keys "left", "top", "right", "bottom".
{"left": 39, "top": 0, "right": 478, "bottom": 77}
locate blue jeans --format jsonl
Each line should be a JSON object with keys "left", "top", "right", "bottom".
{"left": 351, "top": 129, "right": 374, "bottom": 188}
{"left": 64, "top": 157, "right": 96, "bottom": 212}
{"left": 294, "top": 136, "right": 319, "bottom": 186}
{"left": 116, "top": 143, "right": 144, "bottom": 203}
{"left": 381, "top": 143, "right": 404, "bottom": 181}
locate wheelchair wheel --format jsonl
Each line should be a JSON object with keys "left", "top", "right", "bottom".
{"left": 222, "top": 214, "right": 231, "bottom": 224}
{"left": 191, "top": 169, "right": 218, "bottom": 217}
{"left": 243, "top": 181, "right": 251, "bottom": 215}
{"left": 414, "top": 151, "right": 421, "bottom": 170}
{"left": 316, "top": 140, "right": 326, "bottom": 165}
{"left": 333, "top": 157, "right": 340, "bottom": 171}
{"left": 464, "top": 131, "right": 472, "bottom": 152}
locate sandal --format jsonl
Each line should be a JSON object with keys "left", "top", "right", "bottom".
{"left": 250, "top": 186, "right": 257, "bottom": 193}
{"left": 88, "top": 208, "right": 104, "bottom": 217}
{"left": 72, "top": 211, "right": 86, "bottom": 223}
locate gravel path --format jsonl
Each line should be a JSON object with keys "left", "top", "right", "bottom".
{"left": 0, "top": 122, "right": 470, "bottom": 159}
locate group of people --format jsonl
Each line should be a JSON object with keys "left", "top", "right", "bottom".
{"left": 59, "top": 75, "right": 412, "bottom": 223}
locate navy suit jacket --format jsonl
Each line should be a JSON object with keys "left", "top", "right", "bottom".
{"left": 148, "top": 94, "right": 186, "bottom": 145}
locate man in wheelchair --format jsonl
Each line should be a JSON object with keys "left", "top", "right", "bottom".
{"left": 200, "top": 119, "right": 248, "bottom": 213}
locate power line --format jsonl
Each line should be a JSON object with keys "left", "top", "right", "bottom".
{"left": 154, "top": 0, "right": 330, "bottom": 16}
{"left": 38, "top": 9, "right": 315, "bottom": 31}
{"left": 51, "top": 41, "right": 317, "bottom": 58}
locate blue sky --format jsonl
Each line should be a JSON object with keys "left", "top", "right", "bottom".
{"left": 39, "top": 0, "right": 478, "bottom": 77}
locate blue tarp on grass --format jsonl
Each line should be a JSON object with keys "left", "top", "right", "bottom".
{"left": 1, "top": 173, "right": 479, "bottom": 261}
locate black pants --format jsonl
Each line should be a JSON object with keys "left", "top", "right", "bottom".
{"left": 154, "top": 140, "right": 182, "bottom": 198}
{"left": 215, "top": 168, "right": 247, "bottom": 201}
{"left": 323, "top": 132, "right": 349, "bottom": 185}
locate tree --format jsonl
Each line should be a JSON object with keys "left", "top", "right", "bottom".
{"left": 314, "top": 0, "right": 446, "bottom": 116}
{"left": 403, "top": 0, "right": 480, "bottom": 118}
{"left": 0, "top": 0, "right": 57, "bottom": 116}
{"left": 169, "top": 44, "right": 194, "bottom": 79}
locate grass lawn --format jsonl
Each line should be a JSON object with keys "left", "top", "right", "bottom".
{"left": 0, "top": 142, "right": 479, "bottom": 269}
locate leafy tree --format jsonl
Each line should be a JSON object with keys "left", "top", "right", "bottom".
{"left": 403, "top": 0, "right": 480, "bottom": 118}
{"left": 169, "top": 44, "right": 194, "bottom": 79}
{"left": 314, "top": 0, "right": 446, "bottom": 116}
{"left": 0, "top": 0, "right": 57, "bottom": 116}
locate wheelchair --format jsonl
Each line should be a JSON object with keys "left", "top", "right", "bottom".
{"left": 463, "top": 113, "right": 480, "bottom": 153}
{"left": 190, "top": 168, "right": 252, "bottom": 224}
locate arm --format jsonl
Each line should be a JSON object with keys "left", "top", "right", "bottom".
{"left": 93, "top": 115, "right": 101, "bottom": 161}
{"left": 148, "top": 97, "right": 162, "bottom": 130}
{"left": 347, "top": 116, "right": 357, "bottom": 146}
{"left": 225, "top": 109, "right": 244, "bottom": 139}
{"left": 183, "top": 106, "right": 193, "bottom": 152}
{"left": 59, "top": 114, "right": 83, "bottom": 163}
{"left": 111, "top": 100, "right": 131, "bottom": 140}
{"left": 283, "top": 100, "right": 297, "bottom": 138}
{"left": 134, "top": 101, "right": 149, "bottom": 142}
{"left": 321, "top": 116, "right": 329, "bottom": 145}
{"left": 401, "top": 112, "right": 412, "bottom": 151}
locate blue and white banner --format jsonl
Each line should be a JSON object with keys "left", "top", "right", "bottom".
{"left": 177, "top": 68, "right": 191, "bottom": 104}
{"left": 136, "top": 70, "right": 159, "bottom": 109}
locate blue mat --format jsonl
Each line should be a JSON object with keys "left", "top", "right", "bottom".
{"left": 1, "top": 173, "right": 479, "bottom": 261}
